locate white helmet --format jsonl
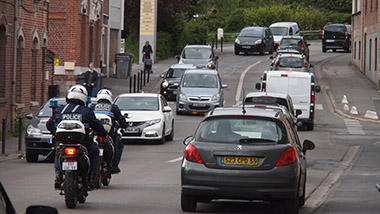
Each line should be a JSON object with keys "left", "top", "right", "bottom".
{"left": 67, "top": 85, "right": 88, "bottom": 104}
{"left": 97, "top": 89, "right": 113, "bottom": 103}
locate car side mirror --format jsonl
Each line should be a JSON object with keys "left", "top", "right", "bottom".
{"left": 295, "top": 109, "right": 302, "bottom": 117}
{"left": 269, "top": 56, "right": 274, "bottom": 60}
{"left": 26, "top": 205, "right": 59, "bottom": 214}
{"left": 307, "top": 43, "right": 310, "bottom": 46}
{"left": 26, "top": 113, "right": 34, "bottom": 120}
{"left": 215, "top": 56, "right": 219, "bottom": 60}
{"left": 222, "top": 84, "right": 228, "bottom": 88}
{"left": 302, "top": 139, "right": 315, "bottom": 154}
{"left": 255, "top": 83, "right": 261, "bottom": 90}
{"left": 183, "top": 136, "right": 194, "bottom": 145}
{"left": 296, "top": 121, "right": 303, "bottom": 127}
{"left": 175, "top": 55, "right": 180, "bottom": 61}
{"left": 173, "top": 83, "right": 179, "bottom": 87}
{"left": 310, "top": 64, "right": 314, "bottom": 68}
{"left": 160, "top": 74, "right": 165, "bottom": 78}
{"left": 315, "top": 85, "right": 321, "bottom": 93}
{"left": 163, "top": 106, "right": 172, "bottom": 113}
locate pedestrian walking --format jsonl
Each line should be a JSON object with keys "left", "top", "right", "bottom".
{"left": 83, "top": 62, "right": 98, "bottom": 97}
{"left": 142, "top": 40, "right": 153, "bottom": 73}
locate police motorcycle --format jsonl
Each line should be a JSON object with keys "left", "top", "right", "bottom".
{"left": 92, "top": 113, "right": 115, "bottom": 187}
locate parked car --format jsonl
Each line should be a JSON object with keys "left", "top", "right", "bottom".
{"left": 160, "top": 64, "right": 197, "bottom": 101}
{"left": 234, "top": 26, "right": 275, "bottom": 55}
{"left": 278, "top": 36, "right": 310, "bottom": 61}
{"left": 243, "top": 92, "right": 301, "bottom": 125}
{"left": 113, "top": 93, "right": 174, "bottom": 144}
{"left": 181, "top": 106, "right": 315, "bottom": 213}
{"left": 176, "top": 44, "right": 218, "bottom": 69}
{"left": 270, "top": 52, "right": 313, "bottom": 72}
{"left": 269, "top": 22, "right": 301, "bottom": 49}
{"left": 322, "top": 23, "right": 351, "bottom": 52}
{"left": 176, "top": 69, "right": 227, "bottom": 115}
{"left": 25, "top": 97, "right": 97, "bottom": 162}
{"left": 256, "top": 70, "right": 320, "bottom": 130}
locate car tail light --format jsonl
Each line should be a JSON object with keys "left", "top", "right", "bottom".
{"left": 345, "top": 25, "right": 348, "bottom": 39}
{"left": 276, "top": 147, "right": 297, "bottom": 166}
{"left": 96, "top": 137, "right": 104, "bottom": 143}
{"left": 311, "top": 85, "right": 315, "bottom": 113}
{"left": 304, "top": 63, "right": 308, "bottom": 67}
{"left": 277, "top": 43, "right": 280, "bottom": 51}
{"left": 65, "top": 147, "right": 77, "bottom": 156}
{"left": 262, "top": 82, "right": 266, "bottom": 92}
{"left": 185, "top": 144, "right": 203, "bottom": 164}
{"left": 322, "top": 26, "right": 325, "bottom": 39}
{"left": 301, "top": 43, "right": 305, "bottom": 52}
{"left": 281, "top": 74, "right": 288, "bottom": 77}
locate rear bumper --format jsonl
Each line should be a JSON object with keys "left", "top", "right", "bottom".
{"left": 25, "top": 136, "right": 54, "bottom": 155}
{"left": 322, "top": 39, "right": 350, "bottom": 49}
{"left": 235, "top": 44, "right": 262, "bottom": 53}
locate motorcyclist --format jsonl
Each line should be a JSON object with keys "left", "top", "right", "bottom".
{"left": 91, "top": 89, "right": 127, "bottom": 174}
{"left": 46, "top": 85, "right": 108, "bottom": 190}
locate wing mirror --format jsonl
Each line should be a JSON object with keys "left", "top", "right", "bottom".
{"left": 222, "top": 84, "right": 228, "bottom": 88}
{"left": 26, "top": 205, "right": 58, "bottom": 214}
{"left": 163, "top": 106, "right": 172, "bottom": 113}
{"left": 160, "top": 74, "right": 165, "bottom": 78}
{"left": 175, "top": 55, "right": 180, "bottom": 61}
{"left": 26, "top": 113, "right": 34, "bottom": 120}
{"left": 269, "top": 56, "right": 274, "bottom": 60}
{"left": 215, "top": 56, "right": 219, "bottom": 60}
{"left": 173, "top": 83, "right": 179, "bottom": 87}
{"left": 302, "top": 139, "right": 315, "bottom": 154}
{"left": 315, "top": 85, "right": 321, "bottom": 93}
{"left": 183, "top": 136, "right": 194, "bottom": 145}
{"left": 309, "top": 64, "right": 314, "bottom": 68}
{"left": 255, "top": 83, "right": 261, "bottom": 90}
{"left": 295, "top": 109, "right": 302, "bottom": 117}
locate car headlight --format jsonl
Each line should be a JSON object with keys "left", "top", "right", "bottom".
{"left": 26, "top": 125, "right": 42, "bottom": 136}
{"left": 207, "top": 62, "right": 216, "bottom": 69}
{"left": 145, "top": 119, "right": 161, "bottom": 127}
{"left": 235, "top": 38, "right": 240, "bottom": 44}
{"left": 255, "top": 40, "right": 262, "bottom": 45}
{"left": 162, "top": 81, "right": 169, "bottom": 88}
{"left": 211, "top": 93, "right": 220, "bottom": 101}
{"left": 179, "top": 93, "right": 187, "bottom": 101}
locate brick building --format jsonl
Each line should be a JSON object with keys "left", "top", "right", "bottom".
{"left": 0, "top": 0, "right": 50, "bottom": 128}
{"left": 352, "top": 0, "right": 379, "bottom": 87}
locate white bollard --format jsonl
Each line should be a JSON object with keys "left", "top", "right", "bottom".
{"left": 341, "top": 95, "right": 348, "bottom": 104}
{"left": 349, "top": 106, "right": 359, "bottom": 115}
{"left": 343, "top": 104, "right": 350, "bottom": 111}
{"left": 364, "top": 110, "right": 379, "bottom": 119}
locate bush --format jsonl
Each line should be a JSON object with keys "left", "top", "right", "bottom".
{"left": 178, "top": 20, "right": 208, "bottom": 50}
{"left": 124, "top": 30, "right": 140, "bottom": 63}
{"left": 156, "top": 32, "right": 174, "bottom": 60}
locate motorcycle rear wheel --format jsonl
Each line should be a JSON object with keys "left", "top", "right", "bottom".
{"left": 64, "top": 171, "right": 78, "bottom": 209}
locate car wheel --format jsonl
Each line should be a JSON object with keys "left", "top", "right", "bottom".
{"left": 322, "top": 46, "right": 327, "bottom": 53}
{"left": 305, "top": 121, "right": 314, "bottom": 131}
{"left": 282, "top": 196, "right": 299, "bottom": 214}
{"left": 260, "top": 45, "right": 265, "bottom": 55}
{"left": 299, "top": 176, "right": 306, "bottom": 207}
{"left": 332, "top": 49, "right": 336, "bottom": 52}
{"left": 234, "top": 51, "right": 239, "bottom": 55}
{"left": 158, "top": 125, "right": 165, "bottom": 144}
{"left": 26, "top": 151, "right": 38, "bottom": 163}
{"left": 269, "top": 45, "right": 274, "bottom": 54}
{"left": 181, "top": 193, "right": 197, "bottom": 212}
{"left": 165, "top": 120, "right": 174, "bottom": 141}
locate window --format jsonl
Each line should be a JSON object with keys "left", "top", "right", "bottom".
{"left": 375, "top": 38, "right": 377, "bottom": 71}
{"left": 0, "top": 25, "right": 6, "bottom": 97}
{"left": 354, "top": 42, "right": 356, "bottom": 59}
{"left": 369, "top": 39, "right": 372, "bottom": 71}
{"left": 359, "top": 41, "right": 361, "bottom": 60}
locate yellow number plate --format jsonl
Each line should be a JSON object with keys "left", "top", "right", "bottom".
{"left": 222, "top": 156, "right": 258, "bottom": 165}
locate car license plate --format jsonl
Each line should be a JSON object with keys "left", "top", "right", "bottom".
{"left": 62, "top": 161, "right": 78, "bottom": 171}
{"left": 326, "top": 39, "right": 334, "bottom": 42}
{"left": 172, "top": 90, "right": 177, "bottom": 94}
{"left": 192, "top": 103, "right": 206, "bottom": 107}
{"left": 47, "top": 137, "right": 52, "bottom": 144}
{"left": 99, "top": 148, "right": 104, "bottom": 156}
{"left": 126, "top": 128, "right": 140, "bottom": 133}
{"left": 242, "top": 46, "right": 251, "bottom": 49}
{"left": 222, "top": 156, "right": 258, "bottom": 166}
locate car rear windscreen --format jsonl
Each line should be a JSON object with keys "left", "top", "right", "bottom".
{"left": 244, "top": 97, "right": 289, "bottom": 109}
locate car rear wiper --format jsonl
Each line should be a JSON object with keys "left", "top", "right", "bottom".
{"left": 239, "top": 138, "right": 277, "bottom": 144}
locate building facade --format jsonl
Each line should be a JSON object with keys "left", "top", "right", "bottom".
{"left": 352, "top": 0, "right": 379, "bottom": 87}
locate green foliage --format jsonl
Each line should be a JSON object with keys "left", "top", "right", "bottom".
{"left": 178, "top": 20, "right": 208, "bottom": 50}
{"left": 124, "top": 30, "right": 140, "bottom": 63}
{"left": 156, "top": 32, "right": 174, "bottom": 60}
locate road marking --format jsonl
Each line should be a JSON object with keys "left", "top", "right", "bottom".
{"left": 343, "top": 118, "right": 365, "bottom": 135}
{"left": 167, "top": 157, "right": 182, "bottom": 163}
{"left": 235, "top": 61, "right": 261, "bottom": 105}
{"left": 315, "top": 104, "right": 323, "bottom": 110}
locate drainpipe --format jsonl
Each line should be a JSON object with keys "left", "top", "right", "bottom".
{"left": 11, "top": 0, "right": 18, "bottom": 128}
{"left": 99, "top": 0, "right": 104, "bottom": 70}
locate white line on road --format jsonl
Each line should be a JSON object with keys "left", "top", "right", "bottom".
{"left": 167, "top": 157, "right": 182, "bottom": 163}
{"left": 343, "top": 118, "right": 365, "bottom": 135}
{"left": 235, "top": 61, "right": 261, "bottom": 105}
{"left": 315, "top": 104, "right": 324, "bottom": 110}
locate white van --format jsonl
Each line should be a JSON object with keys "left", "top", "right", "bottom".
{"left": 255, "top": 70, "right": 320, "bottom": 130}
{"left": 269, "top": 22, "right": 301, "bottom": 49}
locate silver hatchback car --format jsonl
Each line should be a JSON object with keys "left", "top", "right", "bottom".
{"left": 176, "top": 69, "right": 227, "bottom": 115}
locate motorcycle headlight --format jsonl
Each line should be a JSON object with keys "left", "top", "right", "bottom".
{"left": 27, "top": 125, "right": 42, "bottom": 136}
{"left": 145, "top": 119, "right": 161, "bottom": 127}
{"left": 255, "top": 40, "right": 262, "bottom": 45}
{"left": 211, "top": 93, "right": 220, "bottom": 101}
{"left": 179, "top": 93, "right": 187, "bottom": 101}
{"left": 162, "top": 81, "right": 169, "bottom": 88}
{"left": 235, "top": 38, "right": 240, "bottom": 44}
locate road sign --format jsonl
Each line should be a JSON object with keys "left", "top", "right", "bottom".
{"left": 54, "top": 59, "right": 59, "bottom": 66}
{"left": 120, "top": 38, "right": 125, "bottom": 53}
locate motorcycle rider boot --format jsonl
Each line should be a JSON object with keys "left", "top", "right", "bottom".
{"left": 88, "top": 173, "right": 98, "bottom": 190}
{"left": 54, "top": 171, "right": 63, "bottom": 189}
{"left": 111, "top": 165, "right": 121, "bottom": 174}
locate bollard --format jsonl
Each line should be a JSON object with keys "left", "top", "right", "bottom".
{"left": 129, "top": 76, "right": 132, "bottom": 93}
{"left": 212, "top": 39, "right": 214, "bottom": 49}
{"left": 133, "top": 74, "right": 136, "bottom": 93}
{"left": 215, "top": 34, "right": 218, "bottom": 49}
{"left": 2, "top": 118, "right": 5, "bottom": 154}
{"left": 140, "top": 70, "right": 143, "bottom": 90}
{"left": 137, "top": 72, "right": 140, "bottom": 93}
{"left": 143, "top": 69, "right": 146, "bottom": 86}
{"left": 221, "top": 37, "right": 223, "bottom": 52}
{"left": 147, "top": 68, "right": 150, "bottom": 83}
{"left": 18, "top": 116, "right": 22, "bottom": 151}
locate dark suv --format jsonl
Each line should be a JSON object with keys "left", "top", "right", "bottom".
{"left": 322, "top": 23, "right": 351, "bottom": 53}
{"left": 234, "top": 26, "right": 274, "bottom": 55}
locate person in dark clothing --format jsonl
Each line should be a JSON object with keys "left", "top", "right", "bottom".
{"left": 83, "top": 62, "right": 98, "bottom": 97}
{"left": 91, "top": 89, "right": 127, "bottom": 174}
{"left": 46, "top": 85, "right": 108, "bottom": 190}
{"left": 142, "top": 40, "right": 153, "bottom": 73}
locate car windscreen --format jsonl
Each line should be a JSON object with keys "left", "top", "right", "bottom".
{"left": 239, "top": 28, "right": 262, "bottom": 37}
{"left": 270, "top": 27, "right": 288, "bottom": 36}
{"left": 325, "top": 25, "right": 345, "bottom": 33}
{"left": 182, "top": 48, "right": 212, "bottom": 59}
{"left": 280, "top": 38, "right": 302, "bottom": 47}
{"left": 278, "top": 57, "right": 304, "bottom": 68}
{"left": 114, "top": 97, "right": 159, "bottom": 111}
{"left": 166, "top": 68, "right": 185, "bottom": 78}
{"left": 37, "top": 99, "right": 66, "bottom": 117}
{"left": 244, "top": 97, "right": 289, "bottom": 110}
{"left": 195, "top": 117, "right": 286, "bottom": 143}
{"left": 182, "top": 73, "right": 218, "bottom": 88}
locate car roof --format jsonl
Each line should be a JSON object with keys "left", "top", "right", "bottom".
{"left": 207, "top": 107, "right": 282, "bottom": 119}
{"left": 270, "top": 22, "right": 298, "bottom": 27}
{"left": 245, "top": 92, "right": 290, "bottom": 99}
{"left": 265, "top": 70, "right": 313, "bottom": 77}
{"left": 276, "top": 49, "right": 303, "bottom": 55}
{"left": 116, "top": 93, "right": 159, "bottom": 98}
{"left": 184, "top": 44, "right": 212, "bottom": 49}
{"left": 184, "top": 69, "right": 218, "bottom": 75}
{"left": 170, "top": 64, "right": 197, "bottom": 69}
{"left": 277, "top": 53, "right": 305, "bottom": 58}
{"left": 281, "top": 35, "right": 304, "bottom": 39}
{"left": 242, "top": 26, "right": 266, "bottom": 31}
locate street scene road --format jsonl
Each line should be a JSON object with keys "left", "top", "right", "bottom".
{"left": 1, "top": 42, "right": 380, "bottom": 214}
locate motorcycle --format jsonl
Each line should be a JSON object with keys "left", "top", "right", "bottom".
{"left": 93, "top": 113, "right": 115, "bottom": 188}
{"left": 55, "top": 120, "right": 90, "bottom": 209}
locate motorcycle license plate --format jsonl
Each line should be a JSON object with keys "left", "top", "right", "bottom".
{"left": 62, "top": 161, "right": 78, "bottom": 171}
{"left": 99, "top": 148, "right": 104, "bottom": 156}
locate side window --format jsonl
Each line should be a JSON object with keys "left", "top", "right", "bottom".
{"left": 284, "top": 119, "right": 300, "bottom": 147}
{"left": 160, "top": 96, "right": 168, "bottom": 107}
